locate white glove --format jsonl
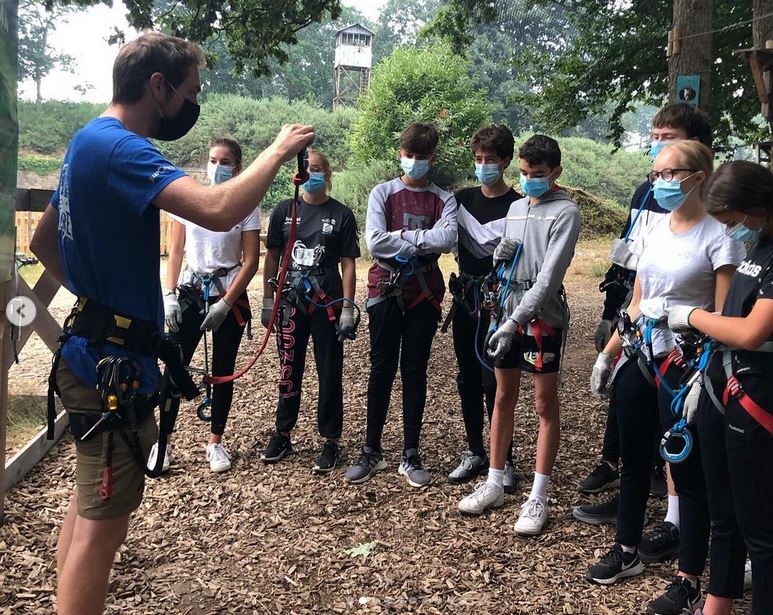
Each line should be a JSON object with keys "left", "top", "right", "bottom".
{"left": 609, "top": 238, "right": 639, "bottom": 270}
{"left": 200, "top": 297, "right": 232, "bottom": 332}
{"left": 163, "top": 291, "right": 182, "bottom": 333}
{"left": 683, "top": 380, "right": 702, "bottom": 425}
{"left": 590, "top": 352, "right": 615, "bottom": 399}
{"left": 336, "top": 306, "right": 356, "bottom": 342}
{"left": 594, "top": 319, "right": 615, "bottom": 353}
{"left": 493, "top": 237, "right": 521, "bottom": 263}
{"left": 261, "top": 297, "right": 274, "bottom": 329}
{"left": 668, "top": 305, "right": 699, "bottom": 334}
{"left": 487, "top": 319, "right": 518, "bottom": 361}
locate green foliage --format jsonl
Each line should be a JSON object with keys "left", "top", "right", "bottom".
{"left": 350, "top": 44, "right": 493, "bottom": 187}
{"left": 330, "top": 159, "right": 395, "bottom": 225}
{"left": 18, "top": 153, "right": 62, "bottom": 175}
{"left": 18, "top": 100, "right": 106, "bottom": 154}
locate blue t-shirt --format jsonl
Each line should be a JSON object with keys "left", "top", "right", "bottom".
{"left": 51, "top": 117, "right": 186, "bottom": 393}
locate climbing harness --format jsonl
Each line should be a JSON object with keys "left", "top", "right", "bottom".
{"left": 367, "top": 254, "right": 442, "bottom": 313}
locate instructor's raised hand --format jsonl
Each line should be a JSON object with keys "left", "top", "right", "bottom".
{"left": 269, "top": 124, "right": 316, "bottom": 163}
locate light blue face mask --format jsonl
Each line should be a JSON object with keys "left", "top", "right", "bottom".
{"left": 475, "top": 163, "right": 502, "bottom": 187}
{"left": 519, "top": 173, "right": 551, "bottom": 198}
{"left": 401, "top": 157, "right": 430, "bottom": 180}
{"left": 650, "top": 140, "right": 673, "bottom": 159}
{"left": 302, "top": 171, "right": 327, "bottom": 194}
{"left": 653, "top": 174, "right": 696, "bottom": 211}
{"left": 725, "top": 217, "right": 762, "bottom": 244}
{"left": 207, "top": 162, "right": 234, "bottom": 185}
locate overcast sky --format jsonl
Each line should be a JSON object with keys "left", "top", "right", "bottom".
{"left": 18, "top": 0, "right": 387, "bottom": 103}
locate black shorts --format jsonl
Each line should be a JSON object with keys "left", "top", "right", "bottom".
{"left": 494, "top": 329, "right": 563, "bottom": 373}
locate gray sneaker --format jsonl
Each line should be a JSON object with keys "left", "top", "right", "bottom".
{"left": 503, "top": 460, "right": 517, "bottom": 494}
{"left": 398, "top": 448, "right": 431, "bottom": 487}
{"left": 345, "top": 446, "right": 387, "bottom": 484}
{"left": 448, "top": 450, "right": 488, "bottom": 484}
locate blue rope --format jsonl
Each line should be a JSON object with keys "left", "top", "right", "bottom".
{"left": 498, "top": 241, "right": 524, "bottom": 309}
{"left": 472, "top": 285, "right": 494, "bottom": 373}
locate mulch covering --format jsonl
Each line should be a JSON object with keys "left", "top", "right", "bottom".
{"left": 0, "top": 274, "right": 753, "bottom": 614}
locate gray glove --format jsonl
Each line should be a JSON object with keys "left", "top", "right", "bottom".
{"left": 336, "top": 306, "right": 356, "bottom": 342}
{"left": 493, "top": 237, "right": 521, "bottom": 264}
{"left": 683, "top": 380, "right": 702, "bottom": 425}
{"left": 594, "top": 319, "right": 615, "bottom": 353}
{"left": 609, "top": 238, "right": 639, "bottom": 270}
{"left": 487, "top": 319, "right": 518, "bottom": 362}
{"left": 668, "top": 305, "right": 699, "bottom": 334}
{"left": 163, "top": 291, "right": 182, "bottom": 333}
{"left": 261, "top": 296, "right": 274, "bottom": 329}
{"left": 590, "top": 352, "right": 615, "bottom": 400}
{"left": 200, "top": 297, "right": 231, "bottom": 332}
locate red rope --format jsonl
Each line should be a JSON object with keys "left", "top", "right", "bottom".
{"left": 204, "top": 172, "right": 303, "bottom": 385}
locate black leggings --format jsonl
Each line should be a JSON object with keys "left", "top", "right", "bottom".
{"left": 365, "top": 297, "right": 439, "bottom": 453}
{"left": 275, "top": 304, "right": 344, "bottom": 439}
{"left": 699, "top": 375, "right": 773, "bottom": 613}
{"left": 451, "top": 303, "right": 513, "bottom": 461}
{"left": 614, "top": 356, "right": 709, "bottom": 575}
{"left": 173, "top": 292, "right": 249, "bottom": 436}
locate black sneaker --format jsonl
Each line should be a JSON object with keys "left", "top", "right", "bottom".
{"left": 639, "top": 521, "right": 679, "bottom": 564}
{"left": 577, "top": 461, "right": 619, "bottom": 494}
{"left": 313, "top": 440, "right": 340, "bottom": 473}
{"left": 650, "top": 464, "right": 667, "bottom": 499}
{"left": 345, "top": 445, "right": 387, "bottom": 484}
{"left": 573, "top": 494, "right": 619, "bottom": 525}
{"left": 646, "top": 576, "right": 703, "bottom": 615}
{"left": 261, "top": 433, "right": 292, "bottom": 463}
{"left": 586, "top": 543, "right": 645, "bottom": 585}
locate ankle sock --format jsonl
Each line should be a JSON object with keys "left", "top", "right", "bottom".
{"left": 665, "top": 494, "right": 680, "bottom": 528}
{"left": 487, "top": 468, "right": 504, "bottom": 488}
{"left": 529, "top": 472, "right": 550, "bottom": 501}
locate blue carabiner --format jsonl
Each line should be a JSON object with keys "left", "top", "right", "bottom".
{"left": 394, "top": 254, "right": 416, "bottom": 277}
{"left": 659, "top": 425, "right": 692, "bottom": 464}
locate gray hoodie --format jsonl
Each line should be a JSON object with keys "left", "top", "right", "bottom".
{"left": 498, "top": 189, "right": 580, "bottom": 330}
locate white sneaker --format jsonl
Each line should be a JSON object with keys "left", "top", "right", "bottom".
{"left": 744, "top": 559, "right": 752, "bottom": 591}
{"left": 206, "top": 443, "right": 232, "bottom": 473}
{"left": 458, "top": 482, "right": 505, "bottom": 515}
{"left": 147, "top": 442, "right": 171, "bottom": 473}
{"left": 514, "top": 497, "right": 548, "bottom": 536}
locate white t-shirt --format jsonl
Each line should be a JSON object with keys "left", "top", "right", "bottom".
{"left": 633, "top": 213, "right": 745, "bottom": 357}
{"left": 173, "top": 207, "right": 262, "bottom": 296}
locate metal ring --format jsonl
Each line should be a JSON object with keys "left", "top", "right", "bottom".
{"left": 659, "top": 429, "right": 692, "bottom": 464}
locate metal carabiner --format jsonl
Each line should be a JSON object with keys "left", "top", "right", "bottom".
{"left": 659, "top": 426, "right": 693, "bottom": 464}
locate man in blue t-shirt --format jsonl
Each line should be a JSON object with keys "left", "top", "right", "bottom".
{"left": 30, "top": 31, "right": 314, "bottom": 614}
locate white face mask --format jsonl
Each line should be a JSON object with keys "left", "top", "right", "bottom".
{"left": 207, "top": 161, "right": 234, "bottom": 185}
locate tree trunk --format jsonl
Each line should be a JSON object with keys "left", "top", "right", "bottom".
{"left": 753, "top": 0, "right": 773, "bottom": 47}
{"left": 668, "top": 0, "right": 712, "bottom": 113}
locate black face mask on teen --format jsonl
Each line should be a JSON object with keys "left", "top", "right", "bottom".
{"left": 154, "top": 80, "right": 200, "bottom": 141}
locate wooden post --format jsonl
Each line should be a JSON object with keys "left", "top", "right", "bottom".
{"left": 0, "top": 280, "right": 8, "bottom": 523}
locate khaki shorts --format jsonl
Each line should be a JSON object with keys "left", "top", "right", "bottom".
{"left": 56, "top": 359, "right": 158, "bottom": 520}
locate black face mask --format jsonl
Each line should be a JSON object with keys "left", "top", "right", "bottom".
{"left": 154, "top": 83, "right": 200, "bottom": 141}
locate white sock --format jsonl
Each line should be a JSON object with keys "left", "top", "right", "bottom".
{"left": 665, "top": 494, "right": 680, "bottom": 528}
{"left": 621, "top": 544, "right": 637, "bottom": 554}
{"left": 604, "top": 459, "right": 618, "bottom": 471}
{"left": 529, "top": 472, "right": 550, "bottom": 502}
{"left": 487, "top": 468, "right": 504, "bottom": 488}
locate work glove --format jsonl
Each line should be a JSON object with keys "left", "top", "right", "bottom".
{"left": 590, "top": 352, "right": 615, "bottom": 400}
{"left": 683, "top": 380, "right": 702, "bottom": 425}
{"left": 261, "top": 297, "right": 275, "bottom": 329}
{"left": 200, "top": 297, "right": 232, "bottom": 333}
{"left": 609, "top": 238, "right": 638, "bottom": 270}
{"left": 493, "top": 237, "right": 520, "bottom": 264}
{"left": 336, "top": 306, "right": 357, "bottom": 342}
{"left": 487, "top": 319, "right": 518, "bottom": 362}
{"left": 668, "top": 305, "right": 699, "bottom": 335}
{"left": 164, "top": 291, "right": 182, "bottom": 333}
{"left": 594, "top": 319, "right": 615, "bottom": 353}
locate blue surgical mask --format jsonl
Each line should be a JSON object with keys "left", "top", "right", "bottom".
{"left": 401, "top": 157, "right": 430, "bottom": 180}
{"left": 519, "top": 173, "right": 551, "bottom": 198}
{"left": 475, "top": 163, "right": 502, "bottom": 187}
{"left": 207, "top": 161, "right": 234, "bottom": 185}
{"left": 725, "top": 217, "right": 762, "bottom": 244}
{"left": 302, "top": 171, "right": 327, "bottom": 194}
{"left": 650, "top": 140, "right": 673, "bottom": 159}
{"left": 653, "top": 174, "right": 697, "bottom": 211}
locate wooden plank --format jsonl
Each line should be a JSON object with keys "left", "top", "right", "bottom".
{"left": 15, "top": 188, "right": 54, "bottom": 213}
{"left": 3, "top": 408, "right": 69, "bottom": 493}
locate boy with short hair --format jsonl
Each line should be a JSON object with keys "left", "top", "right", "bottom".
{"left": 345, "top": 122, "right": 457, "bottom": 487}
{"left": 458, "top": 134, "right": 580, "bottom": 537}
{"left": 448, "top": 125, "right": 520, "bottom": 488}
